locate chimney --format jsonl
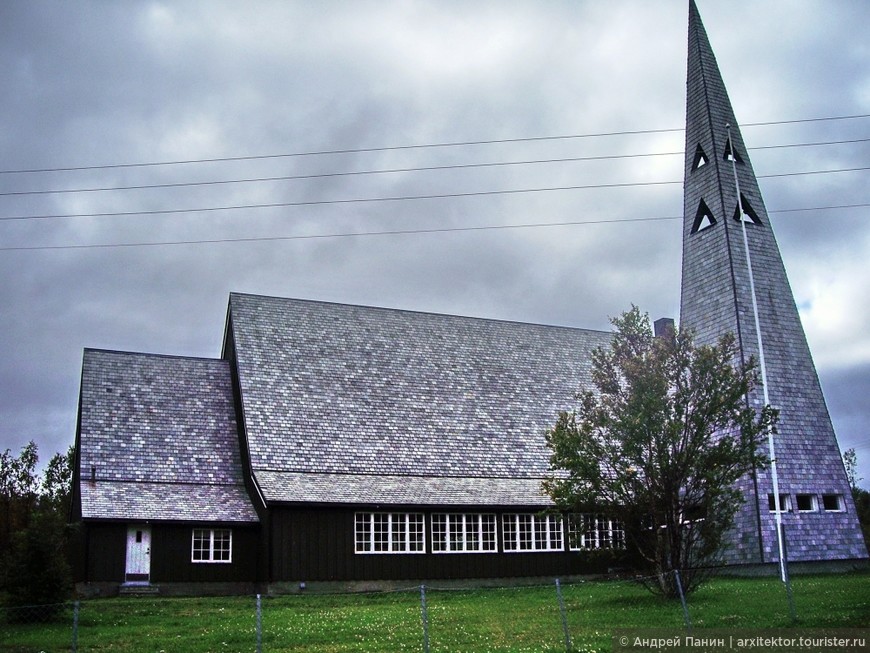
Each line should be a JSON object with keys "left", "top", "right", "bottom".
{"left": 654, "top": 317, "right": 675, "bottom": 340}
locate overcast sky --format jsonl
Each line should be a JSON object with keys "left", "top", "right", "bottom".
{"left": 2, "top": 1, "right": 869, "bottom": 486}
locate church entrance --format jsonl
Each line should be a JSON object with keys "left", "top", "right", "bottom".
{"left": 124, "top": 526, "right": 151, "bottom": 583}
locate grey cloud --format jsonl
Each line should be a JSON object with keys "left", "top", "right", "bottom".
{"left": 1, "top": 1, "right": 867, "bottom": 489}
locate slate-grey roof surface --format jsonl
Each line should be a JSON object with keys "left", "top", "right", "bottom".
{"left": 77, "top": 349, "right": 258, "bottom": 523}
{"left": 255, "top": 471, "right": 554, "bottom": 507}
{"left": 79, "top": 481, "right": 257, "bottom": 522}
{"left": 227, "top": 293, "right": 611, "bottom": 505}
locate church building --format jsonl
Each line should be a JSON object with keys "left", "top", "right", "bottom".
{"left": 70, "top": 2, "right": 867, "bottom": 595}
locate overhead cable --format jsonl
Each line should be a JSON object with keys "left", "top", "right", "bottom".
{"left": 1, "top": 203, "right": 867, "bottom": 253}
{"left": 1, "top": 113, "right": 867, "bottom": 176}
{"left": 2, "top": 166, "right": 867, "bottom": 223}
{"left": 2, "top": 138, "right": 866, "bottom": 198}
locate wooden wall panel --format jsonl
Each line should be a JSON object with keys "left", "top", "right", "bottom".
{"left": 84, "top": 523, "right": 126, "bottom": 582}
{"left": 150, "top": 525, "right": 259, "bottom": 583}
{"left": 82, "top": 522, "right": 259, "bottom": 583}
{"left": 269, "top": 507, "right": 599, "bottom": 582}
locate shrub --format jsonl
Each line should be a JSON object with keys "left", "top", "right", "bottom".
{"left": 4, "top": 510, "right": 71, "bottom": 619}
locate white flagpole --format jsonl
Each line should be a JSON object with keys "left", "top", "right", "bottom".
{"left": 726, "top": 124, "right": 787, "bottom": 583}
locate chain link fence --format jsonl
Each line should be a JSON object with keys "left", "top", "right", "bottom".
{"left": 0, "top": 571, "right": 845, "bottom": 653}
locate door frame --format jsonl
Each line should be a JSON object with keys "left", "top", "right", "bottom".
{"left": 124, "top": 525, "right": 152, "bottom": 583}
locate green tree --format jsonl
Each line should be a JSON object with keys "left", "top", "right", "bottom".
{"left": 543, "top": 307, "right": 776, "bottom": 598}
{"left": 1, "top": 441, "right": 75, "bottom": 608}
{"left": 842, "top": 448, "right": 870, "bottom": 553}
{"left": 4, "top": 510, "right": 72, "bottom": 617}
{"left": 854, "top": 489, "right": 870, "bottom": 553}
{"left": 0, "top": 441, "right": 41, "bottom": 560}
{"left": 842, "top": 447, "right": 861, "bottom": 491}
{"left": 41, "top": 445, "right": 74, "bottom": 517}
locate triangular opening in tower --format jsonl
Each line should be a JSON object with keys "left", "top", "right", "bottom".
{"left": 723, "top": 136, "right": 744, "bottom": 163}
{"left": 732, "top": 194, "right": 763, "bottom": 225}
{"left": 691, "top": 144, "right": 709, "bottom": 172}
{"left": 691, "top": 199, "right": 717, "bottom": 233}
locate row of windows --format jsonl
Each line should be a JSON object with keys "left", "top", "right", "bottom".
{"left": 768, "top": 493, "right": 844, "bottom": 513}
{"left": 189, "top": 494, "right": 846, "bottom": 563}
{"left": 354, "top": 512, "right": 624, "bottom": 555}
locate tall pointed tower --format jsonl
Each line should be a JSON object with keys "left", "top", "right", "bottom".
{"left": 680, "top": 1, "right": 867, "bottom": 566}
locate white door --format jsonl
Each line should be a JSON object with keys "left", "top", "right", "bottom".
{"left": 125, "top": 526, "right": 151, "bottom": 583}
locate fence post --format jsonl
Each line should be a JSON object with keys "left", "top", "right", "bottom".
{"left": 555, "top": 578, "right": 572, "bottom": 652}
{"left": 779, "top": 524, "right": 797, "bottom": 623}
{"left": 673, "top": 570, "right": 692, "bottom": 633}
{"left": 420, "top": 585, "right": 430, "bottom": 653}
{"left": 72, "top": 601, "right": 80, "bottom": 653}
{"left": 256, "top": 593, "right": 262, "bottom": 653}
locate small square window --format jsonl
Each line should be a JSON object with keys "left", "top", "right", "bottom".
{"left": 768, "top": 494, "right": 791, "bottom": 513}
{"left": 822, "top": 494, "right": 844, "bottom": 512}
{"left": 796, "top": 494, "right": 817, "bottom": 512}
{"left": 191, "top": 529, "right": 232, "bottom": 563}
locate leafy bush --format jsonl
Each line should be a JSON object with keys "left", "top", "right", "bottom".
{"left": 3, "top": 510, "right": 71, "bottom": 619}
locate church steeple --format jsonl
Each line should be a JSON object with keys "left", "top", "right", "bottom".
{"left": 681, "top": 0, "right": 772, "bottom": 360}
{"left": 680, "top": 1, "right": 867, "bottom": 566}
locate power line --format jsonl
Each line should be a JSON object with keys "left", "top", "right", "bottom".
{"left": 4, "top": 216, "right": 677, "bottom": 252}
{"left": 753, "top": 138, "right": 870, "bottom": 151}
{"left": 772, "top": 203, "right": 870, "bottom": 214}
{"left": 1, "top": 203, "right": 866, "bottom": 253}
{"left": 0, "top": 152, "right": 684, "bottom": 197}
{"left": 1, "top": 180, "right": 680, "bottom": 222}
{"left": 1, "top": 113, "right": 867, "bottom": 176}
{"left": 1, "top": 130, "right": 678, "bottom": 175}
{"left": 760, "top": 166, "right": 870, "bottom": 180}
{"left": 2, "top": 137, "right": 866, "bottom": 198}
{"left": 2, "top": 166, "right": 867, "bottom": 223}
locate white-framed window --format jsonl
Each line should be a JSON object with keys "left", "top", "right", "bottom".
{"left": 768, "top": 494, "right": 792, "bottom": 513}
{"left": 502, "top": 514, "right": 563, "bottom": 552}
{"left": 191, "top": 528, "right": 232, "bottom": 563}
{"left": 822, "top": 494, "right": 844, "bottom": 512}
{"left": 431, "top": 513, "right": 497, "bottom": 553}
{"left": 795, "top": 494, "right": 817, "bottom": 513}
{"left": 354, "top": 512, "right": 425, "bottom": 554}
{"left": 567, "top": 514, "right": 625, "bottom": 551}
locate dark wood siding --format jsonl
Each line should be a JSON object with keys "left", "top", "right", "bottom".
{"left": 81, "top": 522, "right": 259, "bottom": 583}
{"left": 83, "top": 523, "right": 127, "bottom": 582}
{"left": 150, "top": 525, "right": 259, "bottom": 583}
{"left": 270, "top": 507, "right": 605, "bottom": 582}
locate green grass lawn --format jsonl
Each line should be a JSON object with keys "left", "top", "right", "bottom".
{"left": 2, "top": 572, "right": 868, "bottom": 652}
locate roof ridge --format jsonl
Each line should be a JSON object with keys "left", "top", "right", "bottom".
{"left": 254, "top": 469, "right": 550, "bottom": 480}
{"left": 87, "top": 479, "right": 248, "bottom": 487}
{"left": 83, "top": 347, "right": 225, "bottom": 364}
{"left": 229, "top": 291, "right": 611, "bottom": 335}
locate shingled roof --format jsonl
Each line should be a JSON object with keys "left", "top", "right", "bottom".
{"left": 77, "top": 349, "right": 258, "bottom": 523}
{"left": 226, "top": 293, "right": 611, "bottom": 506}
